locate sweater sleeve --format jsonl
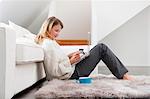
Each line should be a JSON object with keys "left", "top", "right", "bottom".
{"left": 42, "top": 40, "right": 74, "bottom": 80}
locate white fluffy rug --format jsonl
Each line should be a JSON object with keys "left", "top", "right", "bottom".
{"left": 35, "top": 74, "right": 150, "bottom": 99}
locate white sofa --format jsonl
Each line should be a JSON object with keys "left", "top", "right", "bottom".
{"left": 0, "top": 22, "right": 45, "bottom": 99}
{"left": 0, "top": 22, "right": 97, "bottom": 99}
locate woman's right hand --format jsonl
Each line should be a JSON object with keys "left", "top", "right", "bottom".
{"left": 69, "top": 51, "right": 81, "bottom": 65}
{"left": 68, "top": 51, "right": 79, "bottom": 58}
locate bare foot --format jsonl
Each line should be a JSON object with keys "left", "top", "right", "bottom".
{"left": 123, "top": 73, "right": 134, "bottom": 80}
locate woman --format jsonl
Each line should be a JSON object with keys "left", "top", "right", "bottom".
{"left": 35, "top": 16, "right": 133, "bottom": 80}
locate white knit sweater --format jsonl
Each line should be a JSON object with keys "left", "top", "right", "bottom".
{"left": 41, "top": 39, "right": 75, "bottom": 80}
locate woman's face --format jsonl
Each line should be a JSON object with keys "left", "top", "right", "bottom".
{"left": 48, "top": 24, "right": 62, "bottom": 38}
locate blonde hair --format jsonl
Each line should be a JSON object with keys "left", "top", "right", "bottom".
{"left": 35, "top": 16, "right": 63, "bottom": 44}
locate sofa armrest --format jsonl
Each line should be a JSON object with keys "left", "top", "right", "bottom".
{"left": 0, "top": 26, "right": 16, "bottom": 99}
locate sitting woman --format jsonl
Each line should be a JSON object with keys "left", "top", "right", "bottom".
{"left": 35, "top": 16, "right": 133, "bottom": 80}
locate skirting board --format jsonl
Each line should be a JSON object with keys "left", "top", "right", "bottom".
{"left": 98, "top": 66, "right": 150, "bottom": 75}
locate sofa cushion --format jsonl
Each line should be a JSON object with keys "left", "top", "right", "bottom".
{"left": 9, "top": 21, "right": 36, "bottom": 40}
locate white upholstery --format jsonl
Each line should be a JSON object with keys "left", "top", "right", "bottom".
{"left": 9, "top": 21, "right": 36, "bottom": 40}
{"left": 0, "top": 22, "right": 45, "bottom": 99}
{"left": 16, "top": 43, "right": 44, "bottom": 64}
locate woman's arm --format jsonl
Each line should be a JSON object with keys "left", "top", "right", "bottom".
{"left": 42, "top": 39, "right": 79, "bottom": 80}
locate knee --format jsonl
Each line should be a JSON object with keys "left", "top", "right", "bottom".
{"left": 97, "top": 43, "right": 106, "bottom": 48}
{"left": 96, "top": 43, "right": 108, "bottom": 51}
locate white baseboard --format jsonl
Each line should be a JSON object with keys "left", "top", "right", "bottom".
{"left": 98, "top": 66, "right": 150, "bottom": 75}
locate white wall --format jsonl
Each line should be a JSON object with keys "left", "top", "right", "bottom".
{"left": 91, "top": 0, "right": 150, "bottom": 45}
{"left": 0, "top": 0, "right": 51, "bottom": 34}
{"left": 48, "top": 0, "right": 56, "bottom": 17}
{"left": 148, "top": 6, "right": 150, "bottom": 65}
{"left": 28, "top": 4, "right": 50, "bottom": 34}
{"left": 48, "top": 0, "right": 91, "bottom": 40}
{"left": 100, "top": 6, "right": 150, "bottom": 66}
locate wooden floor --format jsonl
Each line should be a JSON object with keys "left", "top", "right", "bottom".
{"left": 12, "top": 78, "right": 46, "bottom": 99}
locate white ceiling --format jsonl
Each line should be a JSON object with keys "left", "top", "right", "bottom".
{"left": 0, "top": 0, "right": 51, "bottom": 28}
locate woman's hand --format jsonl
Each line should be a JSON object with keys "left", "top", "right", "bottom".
{"left": 68, "top": 51, "right": 80, "bottom": 58}
{"left": 69, "top": 51, "right": 81, "bottom": 65}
